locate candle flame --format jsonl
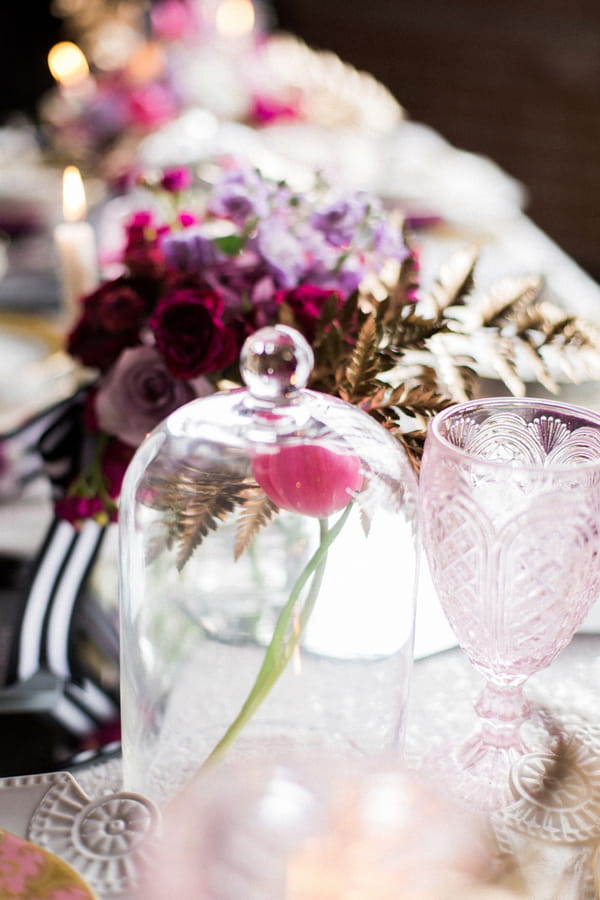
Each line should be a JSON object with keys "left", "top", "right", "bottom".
{"left": 62, "top": 166, "right": 87, "bottom": 222}
{"left": 48, "top": 41, "right": 90, "bottom": 87}
{"left": 215, "top": 0, "right": 255, "bottom": 38}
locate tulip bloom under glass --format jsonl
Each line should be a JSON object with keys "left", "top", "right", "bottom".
{"left": 119, "top": 327, "right": 419, "bottom": 805}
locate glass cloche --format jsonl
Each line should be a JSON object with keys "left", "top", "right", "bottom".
{"left": 119, "top": 326, "right": 419, "bottom": 805}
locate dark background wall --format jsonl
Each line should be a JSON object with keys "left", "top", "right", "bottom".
{"left": 1, "top": 1, "right": 600, "bottom": 281}
{"left": 273, "top": 0, "right": 600, "bottom": 282}
{"left": 0, "top": 0, "right": 61, "bottom": 119}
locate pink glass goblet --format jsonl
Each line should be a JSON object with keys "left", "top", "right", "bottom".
{"left": 419, "top": 397, "right": 600, "bottom": 810}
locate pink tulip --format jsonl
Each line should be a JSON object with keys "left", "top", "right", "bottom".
{"left": 252, "top": 444, "right": 362, "bottom": 517}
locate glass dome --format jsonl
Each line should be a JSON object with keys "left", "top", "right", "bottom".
{"left": 119, "top": 326, "right": 419, "bottom": 805}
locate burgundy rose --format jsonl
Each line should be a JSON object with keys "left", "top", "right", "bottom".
{"left": 67, "top": 279, "right": 146, "bottom": 370}
{"left": 150, "top": 286, "right": 239, "bottom": 378}
{"left": 95, "top": 282, "right": 146, "bottom": 333}
{"left": 95, "top": 346, "right": 198, "bottom": 447}
{"left": 275, "top": 284, "right": 343, "bottom": 344}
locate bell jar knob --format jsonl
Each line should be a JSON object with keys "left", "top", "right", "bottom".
{"left": 240, "top": 325, "right": 314, "bottom": 401}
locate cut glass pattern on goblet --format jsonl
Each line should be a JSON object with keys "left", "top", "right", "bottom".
{"left": 419, "top": 398, "right": 600, "bottom": 811}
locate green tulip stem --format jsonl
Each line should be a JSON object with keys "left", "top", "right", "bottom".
{"left": 200, "top": 503, "right": 353, "bottom": 770}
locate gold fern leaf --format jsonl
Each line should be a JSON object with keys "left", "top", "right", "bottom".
{"left": 342, "top": 316, "right": 380, "bottom": 400}
{"left": 234, "top": 488, "right": 278, "bottom": 560}
{"left": 423, "top": 244, "right": 479, "bottom": 314}
{"left": 144, "top": 466, "right": 258, "bottom": 569}
{"left": 472, "top": 274, "right": 544, "bottom": 327}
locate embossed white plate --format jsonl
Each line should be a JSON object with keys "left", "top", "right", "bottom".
{"left": 0, "top": 771, "right": 158, "bottom": 900}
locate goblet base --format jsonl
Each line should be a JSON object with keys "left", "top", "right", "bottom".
{"left": 428, "top": 733, "right": 529, "bottom": 812}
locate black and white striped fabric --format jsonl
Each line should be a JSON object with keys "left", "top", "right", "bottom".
{"left": 0, "top": 392, "right": 119, "bottom": 743}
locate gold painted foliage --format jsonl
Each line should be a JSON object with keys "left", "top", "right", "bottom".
{"left": 144, "top": 244, "right": 600, "bottom": 561}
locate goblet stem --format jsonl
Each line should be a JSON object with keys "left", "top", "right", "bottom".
{"left": 447, "top": 680, "right": 532, "bottom": 810}
{"left": 471, "top": 680, "right": 531, "bottom": 754}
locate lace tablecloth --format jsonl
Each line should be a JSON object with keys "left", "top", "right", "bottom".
{"left": 0, "top": 632, "right": 591, "bottom": 900}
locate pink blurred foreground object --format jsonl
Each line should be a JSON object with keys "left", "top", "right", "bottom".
{"left": 137, "top": 756, "right": 521, "bottom": 900}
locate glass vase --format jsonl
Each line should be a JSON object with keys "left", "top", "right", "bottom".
{"left": 119, "top": 326, "right": 419, "bottom": 805}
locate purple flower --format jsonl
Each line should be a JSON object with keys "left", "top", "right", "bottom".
{"left": 254, "top": 220, "right": 306, "bottom": 288}
{"left": 205, "top": 248, "right": 273, "bottom": 313}
{"left": 310, "top": 196, "right": 370, "bottom": 247}
{"left": 161, "top": 227, "right": 220, "bottom": 271}
{"left": 371, "top": 219, "right": 410, "bottom": 261}
{"left": 95, "top": 346, "right": 197, "bottom": 447}
{"left": 208, "top": 169, "right": 271, "bottom": 226}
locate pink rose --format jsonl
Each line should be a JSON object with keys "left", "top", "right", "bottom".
{"left": 252, "top": 444, "right": 363, "bottom": 517}
{"left": 95, "top": 346, "right": 197, "bottom": 447}
{"left": 149, "top": 286, "right": 239, "bottom": 378}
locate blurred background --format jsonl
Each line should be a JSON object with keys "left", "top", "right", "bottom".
{"left": 0, "top": 0, "right": 599, "bottom": 276}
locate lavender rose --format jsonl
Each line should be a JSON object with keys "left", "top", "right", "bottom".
{"left": 95, "top": 346, "right": 197, "bottom": 447}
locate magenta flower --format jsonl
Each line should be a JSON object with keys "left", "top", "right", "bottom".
{"left": 252, "top": 444, "right": 363, "bottom": 517}
{"left": 95, "top": 346, "right": 197, "bottom": 447}
{"left": 160, "top": 167, "right": 193, "bottom": 193}
{"left": 55, "top": 494, "right": 107, "bottom": 524}
{"left": 275, "top": 284, "right": 343, "bottom": 343}
{"left": 123, "top": 211, "right": 167, "bottom": 280}
{"left": 250, "top": 94, "right": 301, "bottom": 125}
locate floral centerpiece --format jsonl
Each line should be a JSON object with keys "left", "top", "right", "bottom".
{"left": 60, "top": 165, "right": 417, "bottom": 525}
{"left": 59, "top": 162, "right": 600, "bottom": 528}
